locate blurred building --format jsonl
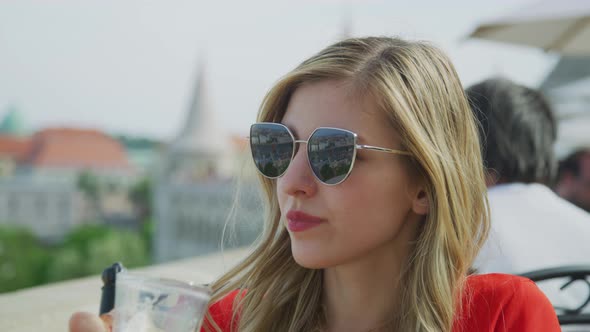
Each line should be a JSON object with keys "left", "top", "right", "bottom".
{"left": 0, "top": 135, "right": 29, "bottom": 178}
{"left": 0, "top": 127, "right": 139, "bottom": 240}
{"left": 0, "top": 106, "right": 28, "bottom": 137}
{"left": 18, "top": 128, "right": 136, "bottom": 185}
{"left": 0, "top": 107, "right": 30, "bottom": 178}
{"left": 116, "top": 134, "right": 163, "bottom": 177}
{"left": 153, "top": 63, "right": 262, "bottom": 262}
{"left": 0, "top": 178, "right": 85, "bottom": 243}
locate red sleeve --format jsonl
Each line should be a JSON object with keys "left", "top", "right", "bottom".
{"left": 454, "top": 274, "right": 561, "bottom": 332}
{"left": 496, "top": 277, "right": 561, "bottom": 331}
{"left": 200, "top": 290, "right": 241, "bottom": 332}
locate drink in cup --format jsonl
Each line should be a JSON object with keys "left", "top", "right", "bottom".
{"left": 112, "top": 272, "right": 211, "bottom": 332}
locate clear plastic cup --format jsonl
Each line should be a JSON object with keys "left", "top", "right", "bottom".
{"left": 113, "top": 272, "right": 211, "bottom": 332}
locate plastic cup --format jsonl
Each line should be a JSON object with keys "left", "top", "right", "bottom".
{"left": 112, "top": 272, "right": 211, "bottom": 332}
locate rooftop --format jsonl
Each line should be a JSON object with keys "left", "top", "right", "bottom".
{"left": 22, "top": 128, "right": 133, "bottom": 171}
{"left": 0, "top": 135, "right": 31, "bottom": 161}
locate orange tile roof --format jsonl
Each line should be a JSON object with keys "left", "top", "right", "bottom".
{"left": 23, "top": 128, "right": 133, "bottom": 171}
{"left": 0, "top": 135, "right": 31, "bottom": 161}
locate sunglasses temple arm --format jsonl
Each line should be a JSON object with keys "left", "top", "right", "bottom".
{"left": 356, "top": 144, "right": 411, "bottom": 156}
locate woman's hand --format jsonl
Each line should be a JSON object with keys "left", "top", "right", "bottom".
{"left": 68, "top": 312, "right": 112, "bottom": 332}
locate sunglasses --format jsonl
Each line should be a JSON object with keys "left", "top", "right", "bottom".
{"left": 249, "top": 122, "right": 411, "bottom": 185}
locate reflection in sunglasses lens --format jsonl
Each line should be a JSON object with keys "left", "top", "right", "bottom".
{"left": 308, "top": 128, "right": 355, "bottom": 185}
{"left": 250, "top": 124, "right": 293, "bottom": 178}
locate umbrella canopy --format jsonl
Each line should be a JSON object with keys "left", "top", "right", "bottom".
{"left": 469, "top": 0, "right": 590, "bottom": 55}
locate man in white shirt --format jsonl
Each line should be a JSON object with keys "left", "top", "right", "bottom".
{"left": 467, "top": 78, "right": 590, "bottom": 322}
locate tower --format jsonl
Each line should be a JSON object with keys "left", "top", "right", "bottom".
{"left": 165, "top": 59, "right": 225, "bottom": 183}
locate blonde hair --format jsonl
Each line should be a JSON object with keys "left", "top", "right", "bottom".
{"left": 204, "top": 36, "right": 490, "bottom": 332}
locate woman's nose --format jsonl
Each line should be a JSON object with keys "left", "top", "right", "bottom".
{"left": 277, "top": 147, "right": 318, "bottom": 198}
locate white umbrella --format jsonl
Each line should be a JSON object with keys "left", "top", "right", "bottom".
{"left": 469, "top": 0, "right": 590, "bottom": 55}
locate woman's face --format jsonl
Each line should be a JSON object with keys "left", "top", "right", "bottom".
{"left": 277, "top": 80, "right": 427, "bottom": 269}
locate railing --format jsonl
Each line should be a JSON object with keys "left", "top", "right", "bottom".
{"left": 0, "top": 248, "right": 248, "bottom": 332}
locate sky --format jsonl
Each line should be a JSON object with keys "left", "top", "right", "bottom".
{"left": 0, "top": 0, "right": 559, "bottom": 142}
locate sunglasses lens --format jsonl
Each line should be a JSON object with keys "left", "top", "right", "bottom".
{"left": 250, "top": 123, "right": 294, "bottom": 178}
{"left": 308, "top": 128, "right": 355, "bottom": 185}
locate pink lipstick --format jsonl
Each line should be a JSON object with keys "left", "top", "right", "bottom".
{"left": 286, "top": 210, "right": 324, "bottom": 232}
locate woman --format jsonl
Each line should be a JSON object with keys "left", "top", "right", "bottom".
{"left": 70, "top": 37, "right": 560, "bottom": 332}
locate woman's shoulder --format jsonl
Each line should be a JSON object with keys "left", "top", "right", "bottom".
{"left": 201, "top": 290, "right": 242, "bottom": 332}
{"left": 453, "top": 273, "right": 560, "bottom": 332}
{"left": 465, "top": 272, "right": 537, "bottom": 294}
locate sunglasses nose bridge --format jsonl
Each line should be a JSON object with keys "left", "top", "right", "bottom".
{"left": 289, "top": 139, "right": 306, "bottom": 159}
{"left": 290, "top": 139, "right": 310, "bottom": 168}
{"left": 279, "top": 139, "right": 318, "bottom": 191}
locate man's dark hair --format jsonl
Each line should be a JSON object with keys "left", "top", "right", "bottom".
{"left": 466, "top": 77, "right": 557, "bottom": 185}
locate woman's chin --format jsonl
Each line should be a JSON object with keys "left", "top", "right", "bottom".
{"left": 293, "top": 255, "right": 327, "bottom": 269}
{"left": 291, "top": 242, "right": 333, "bottom": 269}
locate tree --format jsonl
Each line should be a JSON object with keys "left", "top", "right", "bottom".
{"left": 0, "top": 223, "right": 151, "bottom": 292}
{"left": 45, "top": 224, "right": 150, "bottom": 282}
{"left": 0, "top": 226, "right": 49, "bottom": 293}
{"left": 44, "top": 247, "right": 84, "bottom": 282}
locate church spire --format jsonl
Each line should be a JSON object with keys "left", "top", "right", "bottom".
{"left": 163, "top": 55, "right": 227, "bottom": 182}
{"left": 339, "top": 10, "right": 353, "bottom": 40}
{"left": 172, "top": 57, "right": 220, "bottom": 153}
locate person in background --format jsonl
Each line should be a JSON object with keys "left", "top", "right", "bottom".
{"left": 467, "top": 77, "right": 590, "bottom": 314}
{"left": 70, "top": 38, "right": 559, "bottom": 332}
{"left": 555, "top": 148, "right": 590, "bottom": 213}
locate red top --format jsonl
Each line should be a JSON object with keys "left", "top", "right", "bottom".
{"left": 201, "top": 273, "right": 560, "bottom": 332}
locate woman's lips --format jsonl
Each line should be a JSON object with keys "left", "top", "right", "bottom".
{"left": 286, "top": 210, "right": 325, "bottom": 232}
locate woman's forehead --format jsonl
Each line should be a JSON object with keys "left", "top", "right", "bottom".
{"left": 281, "top": 81, "right": 399, "bottom": 144}
{"left": 281, "top": 80, "right": 399, "bottom": 142}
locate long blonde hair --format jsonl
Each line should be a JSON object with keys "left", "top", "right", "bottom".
{"left": 204, "top": 36, "right": 489, "bottom": 332}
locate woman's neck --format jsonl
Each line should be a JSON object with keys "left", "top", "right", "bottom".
{"left": 322, "top": 241, "right": 410, "bottom": 332}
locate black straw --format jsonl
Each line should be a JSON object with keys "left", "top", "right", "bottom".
{"left": 99, "top": 262, "right": 125, "bottom": 315}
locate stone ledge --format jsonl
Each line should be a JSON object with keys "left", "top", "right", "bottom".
{"left": 0, "top": 248, "right": 249, "bottom": 332}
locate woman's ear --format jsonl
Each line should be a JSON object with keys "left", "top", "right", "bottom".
{"left": 412, "top": 189, "right": 429, "bottom": 215}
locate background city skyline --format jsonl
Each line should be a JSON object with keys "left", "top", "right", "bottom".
{"left": 0, "top": 0, "right": 557, "bottom": 140}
